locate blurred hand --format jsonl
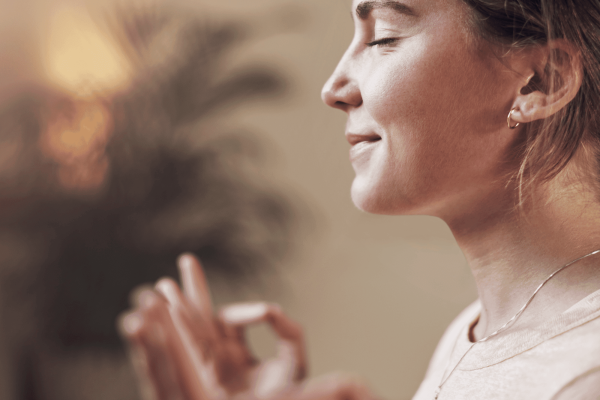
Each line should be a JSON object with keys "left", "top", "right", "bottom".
{"left": 119, "top": 253, "right": 380, "bottom": 400}
{"left": 119, "top": 253, "right": 307, "bottom": 400}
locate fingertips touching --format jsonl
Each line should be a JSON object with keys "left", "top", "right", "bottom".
{"left": 219, "top": 302, "right": 307, "bottom": 381}
{"left": 218, "top": 302, "right": 304, "bottom": 343}
{"left": 220, "top": 302, "right": 304, "bottom": 342}
{"left": 218, "top": 302, "right": 269, "bottom": 340}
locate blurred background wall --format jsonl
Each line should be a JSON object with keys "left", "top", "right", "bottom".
{"left": 0, "top": 0, "right": 478, "bottom": 399}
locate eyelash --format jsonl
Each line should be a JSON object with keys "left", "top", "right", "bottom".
{"left": 366, "top": 37, "right": 400, "bottom": 47}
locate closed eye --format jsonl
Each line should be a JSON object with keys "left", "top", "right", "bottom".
{"left": 366, "top": 37, "right": 400, "bottom": 47}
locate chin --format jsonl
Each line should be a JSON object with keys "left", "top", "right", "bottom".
{"left": 350, "top": 175, "right": 421, "bottom": 216}
{"left": 351, "top": 177, "right": 397, "bottom": 215}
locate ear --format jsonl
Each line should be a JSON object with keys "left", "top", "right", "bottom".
{"left": 510, "top": 39, "right": 583, "bottom": 124}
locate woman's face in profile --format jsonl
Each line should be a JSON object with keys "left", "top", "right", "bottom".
{"left": 322, "top": 0, "right": 523, "bottom": 218}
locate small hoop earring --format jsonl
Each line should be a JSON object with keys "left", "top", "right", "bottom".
{"left": 507, "top": 108, "right": 520, "bottom": 129}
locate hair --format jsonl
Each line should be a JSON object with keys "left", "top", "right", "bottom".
{"left": 461, "top": 0, "right": 600, "bottom": 202}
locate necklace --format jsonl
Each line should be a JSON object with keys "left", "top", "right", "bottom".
{"left": 433, "top": 249, "right": 600, "bottom": 400}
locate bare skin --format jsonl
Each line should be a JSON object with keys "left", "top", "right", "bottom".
{"left": 321, "top": 0, "right": 600, "bottom": 341}
{"left": 451, "top": 171, "right": 600, "bottom": 340}
{"left": 120, "top": 254, "right": 377, "bottom": 400}
{"left": 121, "top": 0, "right": 600, "bottom": 398}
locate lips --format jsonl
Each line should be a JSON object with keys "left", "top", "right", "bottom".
{"left": 347, "top": 132, "right": 381, "bottom": 163}
{"left": 346, "top": 133, "right": 382, "bottom": 146}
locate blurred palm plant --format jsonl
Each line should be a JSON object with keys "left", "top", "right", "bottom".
{"left": 0, "top": 3, "right": 304, "bottom": 360}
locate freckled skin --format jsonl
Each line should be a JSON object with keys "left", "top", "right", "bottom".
{"left": 322, "top": 0, "right": 523, "bottom": 218}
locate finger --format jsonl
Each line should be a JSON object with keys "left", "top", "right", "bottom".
{"left": 141, "top": 290, "right": 210, "bottom": 400}
{"left": 219, "top": 302, "right": 307, "bottom": 381}
{"left": 155, "top": 277, "right": 222, "bottom": 381}
{"left": 119, "top": 310, "right": 184, "bottom": 400}
{"left": 154, "top": 278, "right": 184, "bottom": 306}
{"left": 155, "top": 278, "right": 217, "bottom": 342}
{"left": 138, "top": 289, "right": 210, "bottom": 400}
{"left": 155, "top": 279, "right": 233, "bottom": 399}
{"left": 128, "top": 284, "right": 156, "bottom": 308}
{"left": 119, "top": 312, "right": 157, "bottom": 400}
{"left": 178, "top": 253, "right": 214, "bottom": 316}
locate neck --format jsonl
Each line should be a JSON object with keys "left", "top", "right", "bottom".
{"left": 444, "top": 176, "right": 600, "bottom": 341}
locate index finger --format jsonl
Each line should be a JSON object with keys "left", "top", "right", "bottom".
{"left": 219, "top": 302, "right": 307, "bottom": 381}
{"left": 178, "top": 253, "right": 214, "bottom": 317}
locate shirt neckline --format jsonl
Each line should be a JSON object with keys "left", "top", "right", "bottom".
{"left": 452, "top": 288, "right": 600, "bottom": 370}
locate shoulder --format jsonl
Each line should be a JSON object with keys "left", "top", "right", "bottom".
{"left": 423, "top": 300, "right": 480, "bottom": 378}
{"left": 551, "top": 366, "right": 600, "bottom": 400}
{"left": 548, "top": 313, "right": 600, "bottom": 399}
{"left": 412, "top": 300, "right": 481, "bottom": 400}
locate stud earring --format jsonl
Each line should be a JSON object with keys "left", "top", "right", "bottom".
{"left": 507, "top": 108, "right": 520, "bottom": 129}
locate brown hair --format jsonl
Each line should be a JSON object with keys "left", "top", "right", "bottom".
{"left": 462, "top": 0, "right": 600, "bottom": 200}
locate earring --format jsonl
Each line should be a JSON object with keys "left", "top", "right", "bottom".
{"left": 507, "top": 108, "right": 520, "bottom": 129}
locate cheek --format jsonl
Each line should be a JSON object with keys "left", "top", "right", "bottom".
{"left": 360, "top": 43, "right": 465, "bottom": 178}
{"left": 354, "top": 38, "right": 515, "bottom": 213}
{"left": 367, "top": 50, "right": 481, "bottom": 130}
{"left": 363, "top": 27, "right": 510, "bottom": 134}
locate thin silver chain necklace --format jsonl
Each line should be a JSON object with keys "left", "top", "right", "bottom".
{"left": 433, "top": 249, "right": 600, "bottom": 400}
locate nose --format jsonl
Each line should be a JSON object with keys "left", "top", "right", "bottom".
{"left": 321, "top": 52, "right": 362, "bottom": 112}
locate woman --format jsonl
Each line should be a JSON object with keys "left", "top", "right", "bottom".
{"left": 120, "top": 0, "right": 600, "bottom": 398}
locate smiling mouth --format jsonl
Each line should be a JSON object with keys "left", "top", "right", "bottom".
{"left": 347, "top": 133, "right": 381, "bottom": 163}
{"left": 346, "top": 133, "right": 382, "bottom": 146}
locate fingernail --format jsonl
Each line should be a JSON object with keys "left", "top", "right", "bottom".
{"left": 222, "top": 303, "right": 268, "bottom": 323}
{"left": 123, "top": 313, "right": 143, "bottom": 334}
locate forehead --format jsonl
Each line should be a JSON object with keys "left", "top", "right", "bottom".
{"left": 353, "top": 0, "right": 417, "bottom": 18}
{"left": 351, "top": 0, "right": 463, "bottom": 20}
{"left": 351, "top": 0, "right": 421, "bottom": 11}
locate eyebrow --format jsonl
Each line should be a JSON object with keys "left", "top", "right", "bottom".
{"left": 355, "top": 1, "right": 417, "bottom": 20}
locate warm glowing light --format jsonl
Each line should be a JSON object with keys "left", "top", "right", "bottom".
{"left": 41, "top": 101, "right": 113, "bottom": 191}
{"left": 42, "top": 6, "right": 132, "bottom": 98}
